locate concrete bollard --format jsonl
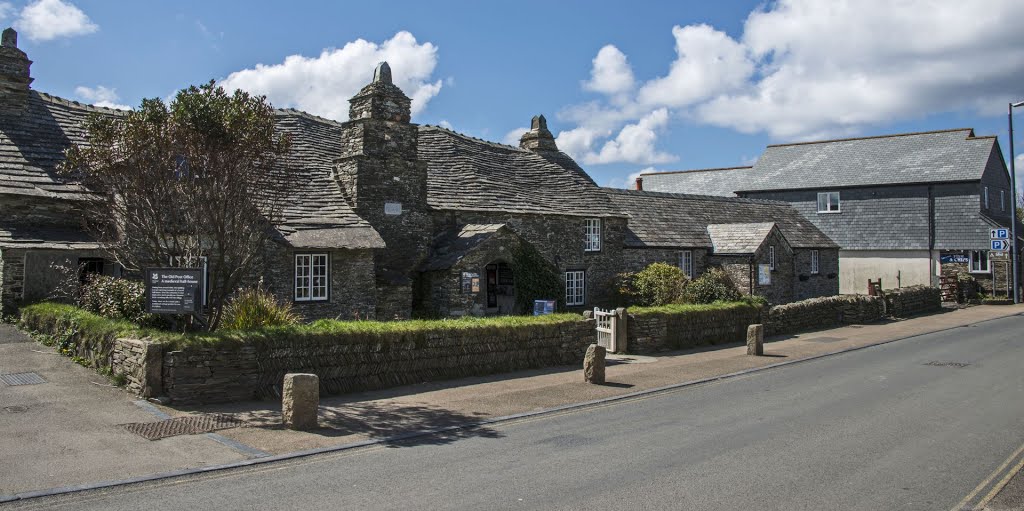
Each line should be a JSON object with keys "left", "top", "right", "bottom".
{"left": 584, "top": 344, "right": 606, "bottom": 384}
{"left": 282, "top": 373, "right": 319, "bottom": 430}
{"left": 747, "top": 324, "right": 764, "bottom": 356}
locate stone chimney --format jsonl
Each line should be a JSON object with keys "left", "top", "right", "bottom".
{"left": 635, "top": 177, "right": 643, "bottom": 190}
{"left": 519, "top": 114, "right": 558, "bottom": 152}
{"left": 348, "top": 62, "right": 411, "bottom": 123}
{"left": 0, "top": 28, "right": 32, "bottom": 102}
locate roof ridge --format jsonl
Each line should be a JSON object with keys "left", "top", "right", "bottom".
{"left": 638, "top": 165, "right": 752, "bottom": 176}
{"left": 274, "top": 108, "right": 344, "bottom": 127}
{"left": 766, "top": 127, "right": 976, "bottom": 148}
{"left": 34, "top": 91, "right": 129, "bottom": 115}
{"left": 420, "top": 124, "right": 528, "bottom": 152}
{"left": 602, "top": 187, "right": 787, "bottom": 205}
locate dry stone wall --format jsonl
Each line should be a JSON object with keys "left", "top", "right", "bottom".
{"left": 764, "top": 295, "right": 884, "bottom": 337}
{"left": 884, "top": 285, "right": 941, "bottom": 318}
{"left": 161, "top": 319, "right": 596, "bottom": 404}
{"left": 627, "top": 305, "right": 763, "bottom": 354}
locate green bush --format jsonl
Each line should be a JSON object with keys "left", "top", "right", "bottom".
{"left": 78, "top": 275, "right": 162, "bottom": 326}
{"left": 683, "top": 267, "right": 741, "bottom": 304}
{"left": 629, "top": 262, "right": 689, "bottom": 306}
{"left": 629, "top": 301, "right": 757, "bottom": 316}
{"left": 220, "top": 285, "right": 301, "bottom": 330}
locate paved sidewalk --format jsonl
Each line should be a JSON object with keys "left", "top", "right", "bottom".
{"left": 1, "top": 304, "right": 1021, "bottom": 499}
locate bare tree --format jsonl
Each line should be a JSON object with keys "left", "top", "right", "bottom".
{"left": 61, "top": 81, "right": 293, "bottom": 330}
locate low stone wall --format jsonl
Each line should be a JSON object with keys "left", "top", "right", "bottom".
{"left": 884, "top": 285, "right": 942, "bottom": 318}
{"left": 111, "top": 338, "right": 162, "bottom": 398}
{"left": 764, "top": 295, "right": 885, "bottom": 337}
{"left": 162, "top": 320, "right": 596, "bottom": 404}
{"left": 627, "top": 305, "right": 763, "bottom": 354}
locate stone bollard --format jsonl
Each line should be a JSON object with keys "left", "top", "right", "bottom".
{"left": 584, "top": 344, "right": 606, "bottom": 384}
{"left": 747, "top": 324, "right": 764, "bottom": 356}
{"left": 282, "top": 373, "right": 319, "bottom": 430}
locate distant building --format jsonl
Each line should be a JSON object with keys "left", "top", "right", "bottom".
{"left": 639, "top": 129, "right": 1020, "bottom": 297}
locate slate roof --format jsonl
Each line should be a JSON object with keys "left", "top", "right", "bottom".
{"left": 419, "top": 126, "right": 623, "bottom": 218}
{"left": 422, "top": 223, "right": 508, "bottom": 271}
{"left": 0, "top": 91, "right": 119, "bottom": 200}
{"left": 0, "top": 225, "right": 99, "bottom": 249}
{"left": 740, "top": 128, "right": 997, "bottom": 192}
{"left": 638, "top": 166, "right": 752, "bottom": 197}
{"left": 270, "top": 110, "right": 384, "bottom": 249}
{"left": 706, "top": 222, "right": 777, "bottom": 255}
{"left": 604, "top": 188, "right": 837, "bottom": 250}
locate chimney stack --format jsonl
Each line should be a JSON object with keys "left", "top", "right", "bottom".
{"left": 0, "top": 28, "right": 32, "bottom": 108}
{"left": 519, "top": 114, "right": 558, "bottom": 152}
{"left": 635, "top": 177, "right": 643, "bottom": 190}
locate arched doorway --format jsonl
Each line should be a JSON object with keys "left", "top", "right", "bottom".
{"left": 485, "top": 261, "right": 515, "bottom": 314}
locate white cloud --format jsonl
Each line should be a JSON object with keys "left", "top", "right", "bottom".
{"left": 74, "top": 85, "right": 131, "bottom": 110}
{"left": 501, "top": 126, "right": 529, "bottom": 146}
{"left": 697, "top": 0, "right": 1024, "bottom": 138}
{"left": 637, "top": 24, "right": 753, "bottom": 108}
{"left": 556, "top": 126, "right": 605, "bottom": 160}
{"left": 15, "top": 0, "right": 97, "bottom": 42}
{"left": 220, "top": 31, "right": 443, "bottom": 121}
{"left": 583, "top": 109, "right": 677, "bottom": 165}
{"left": 437, "top": 120, "right": 453, "bottom": 130}
{"left": 583, "top": 45, "right": 635, "bottom": 97}
{"left": 0, "top": 3, "right": 14, "bottom": 21}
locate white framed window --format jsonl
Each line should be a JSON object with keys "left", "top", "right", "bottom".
{"left": 969, "top": 250, "right": 990, "bottom": 274}
{"left": 584, "top": 218, "right": 601, "bottom": 252}
{"left": 295, "top": 253, "right": 329, "bottom": 301}
{"left": 769, "top": 245, "right": 776, "bottom": 270}
{"left": 984, "top": 186, "right": 989, "bottom": 209}
{"left": 678, "top": 250, "right": 693, "bottom": 279}
{"left": 810, "top": 250, "right": 819, "bottom": 274}
{"left": 565, "top": 270, "right": 585, "bottom": 306}
{"left": 817, "top": 191, "right": 840, "bottom": 213}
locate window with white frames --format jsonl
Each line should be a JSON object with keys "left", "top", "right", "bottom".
{"left": 565, "top": 270, "right": 585, "bottom": 306}
{"left": 810, "top": 250, "right": 819, "bottom": 274}
{"left": 584, "top": 218, "right": 601, "bottom": 252}
{"left": 678, "top": 250, "right": 693, "bottom": 279}
{"left": 295, "top": 253, "right": 329, "bottom": 301}
{"left": 969, "top": 250, "right": 990, "bottom": 273}
{"left": 816, "top": 192, "right": 840, "bottom": 213}
{"left": 769, "top": 245, "right": 776, "bottom": 270}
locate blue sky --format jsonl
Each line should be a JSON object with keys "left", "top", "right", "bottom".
{"left": 5, "top": 0, "right": 1024, "bottom": 190}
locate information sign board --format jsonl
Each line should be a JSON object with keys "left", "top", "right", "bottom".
{"left": 992, "top": 240, "right": 1009, "bottom": 252}
{"left": 145, "top": 268, "right": 203, "bottom": 314}
{"left": 533, "top": 299, "right": 556, "bottom": 316}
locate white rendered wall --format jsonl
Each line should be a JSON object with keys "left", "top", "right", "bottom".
{"left": 838, "top": 250, "right": 935, "bottom": 294}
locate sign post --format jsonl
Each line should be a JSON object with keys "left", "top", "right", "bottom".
{"left": 145, "top": 268, "right": 204, "bottom": 316}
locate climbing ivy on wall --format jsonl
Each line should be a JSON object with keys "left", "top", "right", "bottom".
{"left": 509, "top": 241, "right": 563, "bottom": 313}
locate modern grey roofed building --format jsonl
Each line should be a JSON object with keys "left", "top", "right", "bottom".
{"left": 639, "top": 128, "right": 1020, "bottom": 297}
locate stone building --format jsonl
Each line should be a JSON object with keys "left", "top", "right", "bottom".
{"left": 605, "top": 189, "right": 839, "bottom": 304}
{"left": 639, "top": 129, "right": 1022, "bottom": 297}
{"left": 0, "top": 30, "right": 838, "bottom": 318}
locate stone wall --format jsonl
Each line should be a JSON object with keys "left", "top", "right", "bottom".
{"left": 111, "top": 338, "right": 162, "bottom": 397}
{"left": 620, "top": 247, "right": 708, "bottom": 278}
{"left": 764, "top": 295, "right": 884, "bottom": 337}
{"left": 161, "top": 319, "right": 596, "bottom": 404}
{"left": 0, "top": 247, "right": 23, "bottom": 315}
{"left": 261, "top": 243, "right": 378, "bottom": 321}
{"left": 883, "top": 285, "right": 941, "bottom": 318}
{"left": 793, "top": 248, "right": 840, "bottom": 301}
{"left": 627, "top": 305, "right": 763, "bottom": 354}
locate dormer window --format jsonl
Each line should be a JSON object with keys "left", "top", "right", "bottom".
{"left": 584, "top": 218, "right": 601, "bottom": 252}
{"left": 817, "top": 192, "right": 840, "bottom": 213}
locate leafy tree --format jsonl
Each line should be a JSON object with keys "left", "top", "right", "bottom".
{"left": 683, "top": 267, "right": 742, "bottom": 304}
{"left": 614, "top": 262, "right": 689, "bottom": 306}
{"left": 61, "top": 81, "right": 293, "bottom": 330}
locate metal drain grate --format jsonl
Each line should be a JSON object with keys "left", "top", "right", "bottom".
{"left": 923, "top": 361, "right": 970, "bottom": 368}
{"left": 121, "top": 414, "right": 244, "bottom": 440}
{"left": 0, "top": 372, "right": 46, "bottom": 386}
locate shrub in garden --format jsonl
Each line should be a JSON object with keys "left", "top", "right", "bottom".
{"left": 78, "top": 275, "right": 154, "bottom": 324}
{"left": 683, "top": 267, "right": 741, "bottom": 304}
{"left": 633, "top": 262, "right": 689, "bottom": 306}
{"left": 220, "top": 285, "right": 301, "bottom": 330}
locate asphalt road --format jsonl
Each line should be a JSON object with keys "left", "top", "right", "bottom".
{"left": 7, "top": 314, "right": 1024, "bottom": 511}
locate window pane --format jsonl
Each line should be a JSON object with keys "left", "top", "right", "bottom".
{"left": 817, "top": 193, "right": 827, "bottom": 212}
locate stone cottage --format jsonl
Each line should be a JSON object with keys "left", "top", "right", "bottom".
{"left": 0, "top": 29, "right": 839, "bottom": 318}
{"left": 605, "top": 189, "right": 840, "bottom": 304}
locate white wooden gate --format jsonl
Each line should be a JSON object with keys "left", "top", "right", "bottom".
{"left": 594, "top": 307, "right": 618, "bottom": 353}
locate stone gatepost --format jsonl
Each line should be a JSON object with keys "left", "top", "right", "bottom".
{"left": 584, "top": 344, "right": 606, "bottom": 384}
{"left": 746, "top": 324, "right": 764, "bottom": 356}
{"left": 282, "top": 373, "right": 319, "bottom": 430}
{"left": 614, "top": 307, "right": 628, "bottom": 353}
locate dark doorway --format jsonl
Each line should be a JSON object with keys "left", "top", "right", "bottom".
{"left": 484, "top": 262, "right": 515, "bottom": 313}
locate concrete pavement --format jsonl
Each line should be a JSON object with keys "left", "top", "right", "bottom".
{"left": 1, "top": 304, "right": 1022, "bottom": 501}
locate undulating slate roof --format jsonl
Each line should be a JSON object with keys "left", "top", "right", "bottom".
{"left": 740, "top": 128, "right": 998, "bottom": 192}
{"left": 270, "top": 110, "right": 384, "bottom": 249}
{"left": 706, "top": 222, "right": 777, "bottom": 255}
{"left": 0, "top": 91, "right": 117, "bottom": 200}
{"left": 604, "top": 188, "right": 837, "bottom": 250}
{"left": 419, "top": 126, "right": 623, "bottom": 218}
{"left": 638, "top": 166, "right": 753, "bottom": 197}
{"left": 422, "top": 223, "right": 509, "bottom": 271}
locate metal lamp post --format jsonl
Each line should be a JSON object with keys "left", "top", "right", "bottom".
{"left": 1010, "top": 101, "right": 1024, "bottom": 304}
